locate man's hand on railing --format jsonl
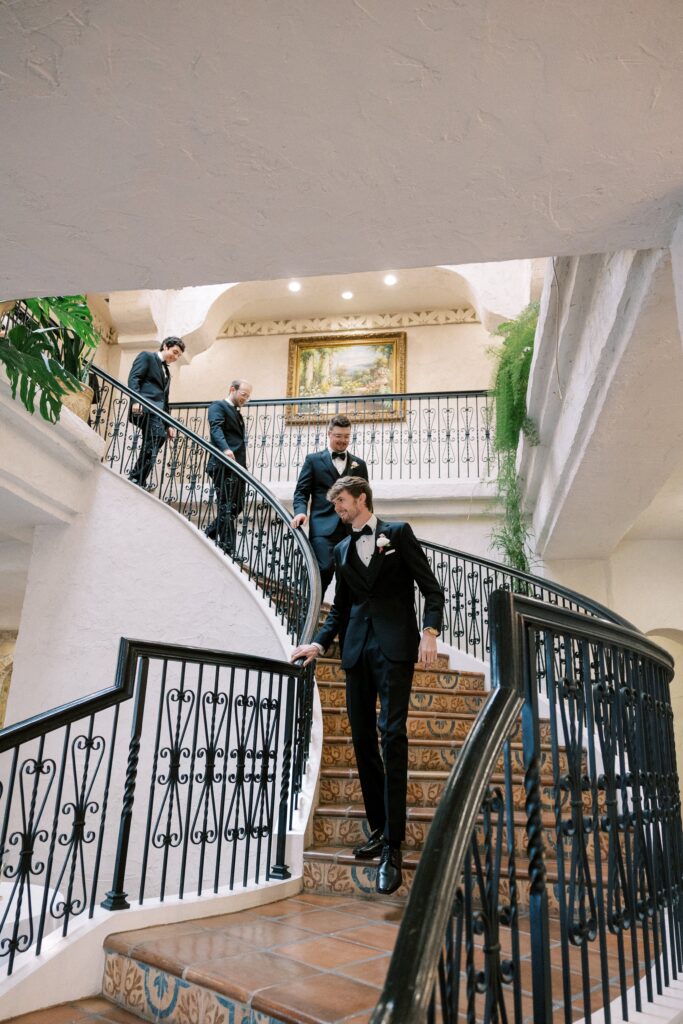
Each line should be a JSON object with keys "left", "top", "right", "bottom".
{"left": 290, "top": 513, "right": 308, "bottom": 529}
{"left": 290, "top": 643, "right": 321, "bottom": 666}
{"left": 167, "top": 426, "right": 176, "bottom": 440}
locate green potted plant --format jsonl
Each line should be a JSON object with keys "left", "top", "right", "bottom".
{"left": 0, "top": 296, "right": 100, "bottom": 422}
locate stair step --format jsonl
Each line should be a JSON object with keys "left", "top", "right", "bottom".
{"left": 321, "top": 735, "right": 579, "bottom": 774}
{"left": 303, "top": 846, "right": 418, "bottom": 900}
{"left": 321, "top": 706, "right": 552, "bottom": 743}
{"left": 317, "top": 680, "right": 488, "bottom": 714}
{"left": 315, "top": 658, "right": 485, "bottom": 691}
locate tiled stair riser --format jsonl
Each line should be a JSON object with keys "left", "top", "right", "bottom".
{"left": 318, "top": 683, "right": 487, "bottom": 714}
{"left": 318, "top": 772, "right": 599, "bottom": 814}
{"left": 315, "top": 659, "right": 483, "bottom": 691}
{"left": 321, "top": 738, "right": 580, "bottom": 774}
{"left": 103, "top": 951, "right": 282, "bottom": 1024}
{"left": 322, "top": 707, "right": 553, "bottom": 744}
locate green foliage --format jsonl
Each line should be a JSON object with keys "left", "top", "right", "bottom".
{"left": 493, "top": 302, "right": 539, "bottom": 451}
{"left": 489, "top": 302, "right": 539, "bottom": 572}
{"left": 0, "top": 323, "right": 81, "bottom": 423}
{"left": 0, "top": 296, "right": 99, "bottom": 422}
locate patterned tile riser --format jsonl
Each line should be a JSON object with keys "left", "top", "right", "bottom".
{"left": 321, "top": 742, "right": 582, "bottom": 775}
{"left": 312, "top": 813, "right": 590, "bottom": 859}
{"left": 315, "top": 661, "right": 485, "bottom": 690}
{"left": 322, "top": 711, "right": 476, "bottom": 741}
{"left": 318, "top": 685, "right": 487, "bottom": 714}
{"left": 318, "top": 775, "right": 600, "bottom": 814}
{"left": 322, "top": 713, "right": 554, "bottom": 746}
{"left": 102, "top": 952, "right": 282, "bottom": 1024}
{"left": 318, "top": 643, "right": 453, "bottom": 670}
{"left": 302, "top": 861, "right": 567, "bottom": 914}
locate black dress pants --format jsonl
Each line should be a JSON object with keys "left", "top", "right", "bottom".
{"left": 206, "top": 463, "right": 245, "bottom": 553}
{"left": 311, "top": 523, "right": 348, "bottom": 594}
{"left": 129, "top": 413, "right": 167, "bottom": 487}
{"left": 344, "top": 626, "right": 414, "bottom": 846}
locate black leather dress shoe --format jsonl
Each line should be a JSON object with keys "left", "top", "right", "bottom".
{"left": 352, "top": 828, "right": 384, "bottom": 859}
{"left": 376, "top": 845, "right": 402, "bottom": 895}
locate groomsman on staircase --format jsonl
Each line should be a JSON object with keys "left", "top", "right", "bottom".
{"left": 290, "top": 414, "right": 368, "bottom": 595}
{"left": 291, "top": 476, "right": 444, "bottom": 895}
{"left": 205, "top": 379, "right": 252, "bottom": 554}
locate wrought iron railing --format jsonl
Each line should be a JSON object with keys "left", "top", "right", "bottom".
{"left": 372, "top": 591, "right": 683, "bottom": 1023}
{"left": 0, "top": 638, "right": 310, "bottom": 975}
{"left": 169, "top": 390, "right": 496, "bottom": 483}
{"left": 89, "top": 366, "right": 322, "bottom": 644}
{"left": 415, "top": 539, "right": 633, "bottom": 665}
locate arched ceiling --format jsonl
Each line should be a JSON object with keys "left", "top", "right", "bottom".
{"left": 2, "top": 1, "right": 683, "bottom": 299}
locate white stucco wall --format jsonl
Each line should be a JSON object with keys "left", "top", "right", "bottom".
{"left": 8, "top": 468, "right": 289, "bottom": 724}
{"left": 174, "top": 321, "right": 496, "bottom": 403}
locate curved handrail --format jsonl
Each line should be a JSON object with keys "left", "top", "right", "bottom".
{"left": 90, "top": 365, "right": 322, "bottom": 644}
{"left": 371, "top": 591, "right": 680, "bottom": 1023}
{"left": 170, "top": 387, "right": 491, "bottom": 409}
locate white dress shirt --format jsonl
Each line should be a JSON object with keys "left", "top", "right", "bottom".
{"left": 353, "top": 513, "right": 378, "bottom": 567}
{"left": 329, "top": 447, "right": 348, "bottom": 475}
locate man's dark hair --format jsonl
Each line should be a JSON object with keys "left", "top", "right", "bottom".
{"left": 328, "top": 414, "right": 352, "bottom": 431}
{"left": 160, "top": 336, "right": 185, "bottom": 352}
{"left": 327, "top": 474, "right": 373, "bottom": 512}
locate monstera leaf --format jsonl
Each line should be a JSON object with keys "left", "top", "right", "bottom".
{"left": 0, "top": 321, "right": 81, "bottom": 423}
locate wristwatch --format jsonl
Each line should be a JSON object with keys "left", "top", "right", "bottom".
{"left": 423, "top": 627, "right": 439, "bottom": 637}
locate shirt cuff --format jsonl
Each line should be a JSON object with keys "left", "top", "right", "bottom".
{"left": 312, "top": 642, "right": 325, "bottom": 654}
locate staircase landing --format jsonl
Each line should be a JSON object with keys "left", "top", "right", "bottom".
{"left": 6, "top": 894, "right": 639, "bottom": 1024}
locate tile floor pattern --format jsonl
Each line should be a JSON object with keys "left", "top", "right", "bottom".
{"left": 6, "top": 894, "right": 638, "bottom": 1024}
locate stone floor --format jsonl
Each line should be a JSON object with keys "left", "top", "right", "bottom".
{"left": 5, "top": 892, "right": 643, "bottom": 1024}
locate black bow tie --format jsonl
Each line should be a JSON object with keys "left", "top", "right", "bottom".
{"left": 331, "top": 451, "right": 346, "bottom": 462}
{"left": 352, "top": 524, "right": 373, "bottom": 541}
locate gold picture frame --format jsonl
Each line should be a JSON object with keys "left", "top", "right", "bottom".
{"left": 286, "top": 331, "right": 406, "bottom": 422}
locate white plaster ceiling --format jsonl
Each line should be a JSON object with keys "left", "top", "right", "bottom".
{"left": 627, "top": 456, "right": 683, "bottom": 541}
{"left": 215, "top": 266, "right": 477, "bottom": 322}
{"left": 2, "top": 1, "right": 683, "bottom": 299}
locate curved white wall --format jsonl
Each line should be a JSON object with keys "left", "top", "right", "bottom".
{"left": 8, "top": 467, "right": 290, "bottom": 724}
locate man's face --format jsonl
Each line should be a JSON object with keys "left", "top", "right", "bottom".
{"left": 328, "top": 426, "right": 351, "bottom": 452}
{"left": 163, "top": 345, "right": 184, "bottom": 363}
{"left": 230, "top": 383, "right": 252, "bottom": 407}
{"left": 332, "top": 489, "right": 365, "bottom": 524}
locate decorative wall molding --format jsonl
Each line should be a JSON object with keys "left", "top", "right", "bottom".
{"left": 219, "top": 307, "right": 479, "bottom": 338}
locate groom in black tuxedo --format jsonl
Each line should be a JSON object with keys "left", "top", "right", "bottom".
{"left": 205, "top": 379, "right": 252, "bottom": 553}
{"left": 291, "top": 476, "right": 444, "bottom": 894}
{"left": 127, "top": 336, "right": 185, "bottom": 488}
{"left": 291, "top": 415, "right": 368, "bottom": 594}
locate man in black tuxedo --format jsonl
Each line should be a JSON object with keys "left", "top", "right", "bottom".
{"left": 127, "top": 336, "right": 185, "bottom": 488}
{"left": 291, "top": 415, "right": 369, "bottom": 594}
{"left": 291, "top": 476, "right": 444, "bottom": 895}
{"left": 205, "top": 379, "right": 252, "bottom": 554}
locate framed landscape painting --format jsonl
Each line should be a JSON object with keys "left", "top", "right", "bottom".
{"left": 286, "top": 331, "right": 406, "bottom": 421}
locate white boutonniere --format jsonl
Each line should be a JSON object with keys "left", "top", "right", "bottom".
{"left": 351, "top": 460, "right": 359, "bottom": 469}
{"left": 376, "top": 533, "right": 391, "bottom": 555}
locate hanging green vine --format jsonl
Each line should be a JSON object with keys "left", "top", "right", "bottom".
{"left": 489, "top": 302, "right": 539, "bottom": 573}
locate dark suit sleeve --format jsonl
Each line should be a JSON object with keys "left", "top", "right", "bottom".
{"left": 312, "top": 550, "right": 351, "bottom": 651}
{"left": 128, "top": 351, "right": 149, "bottom": 395}
{"left": 397, "top": 523, "right": 444, "bottom": 632}
{"left": 208, "top": 402, "right": 232, "bottom": 452}
{"left": 292, "top": 454, "right": 315, "bottom": 517}
{"left": 357, "top": 457, "right": 369, "bottom": 481}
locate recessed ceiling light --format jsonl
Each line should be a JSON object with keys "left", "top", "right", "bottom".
{"left": 288, "top": 280, "right": 302, "bottom": 293}
{"left": 383, "top": 273, "right": 398, "bottom": 286}
{"left": 341, "top": 291, "right": 353, "bottom": 300}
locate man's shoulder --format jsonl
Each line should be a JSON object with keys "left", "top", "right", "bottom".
{"left": 208, "top": 398, "right": 228, "bottom": 413}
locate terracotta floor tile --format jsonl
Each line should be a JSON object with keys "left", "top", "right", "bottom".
{"left": 103, "top": 919, "right": 204, "bottom": 953}
{"left": 5, "top": 1005, "right": 92, "bottom": 1024}
{"left": 342, "top": 1015, "right": 373, "bottom": 1024}
{"left": 253, "top": 972, "right": 378, "bottom": 1024}
{"left": 251, "top": 898, "right": 319, "bottom": 918}
{"left": 214, "top": 917, "right": 317, "bottom": 948}
{"left": 334, "top": 924, "right": 400, "bottom": 952}
{"left": 193, "top": 907, "right": 263, "bottom": 930}
{"left": 281, "top": 909, "right": 376, "bottom": 934}
{"left": 128, "top": 930, "right": 256, "bottom": 973}
{"left": 335, "top": 954, "right": 392, "bottom": 987}
{"left": 293, "top": 892, "right": 355, "bottom": 907}
{"left": 334, "top": 901, "right": 405, "bottom": 924}
{"left": 71, "top": 1000, "right": 142, "bottom": 1024}
{"left": 185, "top": 950, "right": 322, "bottom": 1002}
{"left": 276, "top": 935, "right": 381, "bottom": 969}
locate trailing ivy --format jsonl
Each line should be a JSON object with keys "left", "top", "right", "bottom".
{"left": 489, "top": 302, "right": 539, "bottom": 573}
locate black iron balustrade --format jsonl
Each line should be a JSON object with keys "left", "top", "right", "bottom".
{"left": 415, "top": 538, "right": 633, "bottom": 667}
{"left": 89, "top": 365, "right": 321, "bottom": 645}
{"left": 372, "top": 591, "right": 683, "bottom": 1024}
{"left": 0, "top": 639, "right": 310, "bottom": 976}
{"left": 169, "top": 390, "right": 497, "bottom": 484}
